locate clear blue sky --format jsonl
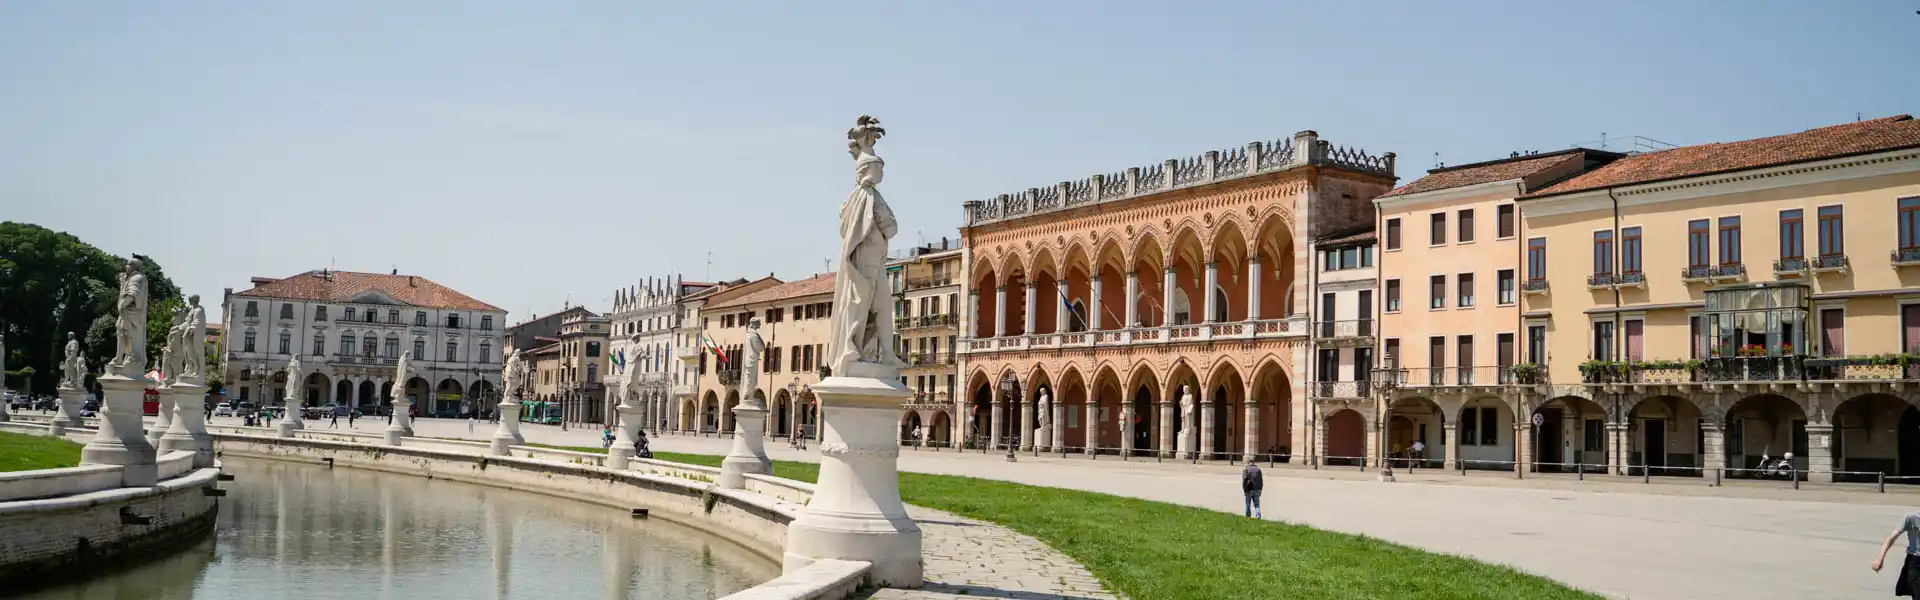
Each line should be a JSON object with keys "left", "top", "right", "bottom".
{"left": 2, "top": 1, "right": 1915, "bottom": 322}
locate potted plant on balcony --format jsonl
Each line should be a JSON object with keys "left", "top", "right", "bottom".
{"left": 1579, "top": 360, "right": 1626, "bottom": 384}
{"left": 1508, "top": 363, "right": 1543, "bottom": 385}
{"left": 1842, "top": 352, "right": 1908, "bottom": 380}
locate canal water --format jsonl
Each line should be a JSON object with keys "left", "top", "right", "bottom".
{"left": 13, "top": 459, "right": 778, "bottom": 600}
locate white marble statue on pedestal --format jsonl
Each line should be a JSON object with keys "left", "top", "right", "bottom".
{"left": 83, "top": 258, "right": 158, "bottom": 486}
{"left": 148, "top": 310, "right": 188, "bottom": 444}
{"left": 491, "top": 348, "right": 526, "bottom": 455}
{"left": 53, "top": 333, "right": 87, "bottom": 431}
{"left": 277, "top": 353, "right": 306, "bottom": 435}
{"left": 0, "top": 333, "right": 8, "bottom": 422}
{"left": 159, "top": 296, "right": 214, "bottom": 467}
{"left": 610, "top": 347, "right": 648, "bottom": 467}
{"left": 385, "top": 350, "right": 415, "bottom": 444}
{"left": 1177, "top": 385, "right": 1195, "bottom": 458}
{"left": 720, "top": 318, "right": 773, "bottom": 487}
{"left": 783, "top": 116, "right": 922, "bottom": 588}
{"left": 62, "top": 332, "right": 85, "bottom": 391}
{"left": 1035, "top": 387, "right": 1051, "bottom": 449}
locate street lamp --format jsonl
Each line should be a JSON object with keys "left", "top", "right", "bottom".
{"left": 786, "top": 376, "right": 800, "bottom": 439}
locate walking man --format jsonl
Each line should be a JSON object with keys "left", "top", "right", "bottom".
{"left": 1242, "top": 460, "right": 1264, "bottom": 519}
{"left": 329, "top": 407, "right": 340, "bottom": 428}
{"left": 348, "top": 409, "right": 357, "bottom": 428}
{"left": 1870, "top": 507, "right": 1920, "bottom": 594}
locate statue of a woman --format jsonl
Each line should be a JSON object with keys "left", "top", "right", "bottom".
{"left": 109, "top": 258, "right": 148, "bottom": 377}
{"left": 739, "top": 318, "right": 766, "bottom": 409}
{"left": 829, "top": 115, "right": 906, "bottom": 375}
{"left": 284, "top": 354, "right": 304, "bottom": 405}
{"left": 61, "top": 332, "right": 83, "bottom": 389}
{"left": 501, "top": 349, "right": 520, "bottom": 396}
{"left": 180, "top": 295, "right": 207, "bottom": 382}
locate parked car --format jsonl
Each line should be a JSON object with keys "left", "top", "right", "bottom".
{"left": 432, "top": 407, "right": 460, "bottom": 419}
{"left": 302, "top": 406, "right": 328, "bottom": 420}
{"left": 235, "top": 402, "right": 256, "bottom": 416}
{"left": 212, "top": 402, "right": 234, "bottom": 417}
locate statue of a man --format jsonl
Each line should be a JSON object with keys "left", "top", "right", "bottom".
{"left": 61, "top": 332, "right": 84, "bottom": 389}
{"left": 391, "top": 350, "right": 413, "bottom": 399}
{"left": 1178, "top": 385, "right": 1195, "bottom": 452}
{"left": 738, "top": 318, "right": 765, "bottom": 409}
{"left": 501, "top": 348, "right": 521, "bottom": 397}
{"left": 179, "top": 295, "right": 207, "bottom": 382}
{"left": 829, "top": 115, "right": 906, "bottom": 375}
{"left": 284, "top": 354, "right": 304, "bottom": 405}
{"left": 160, "top": 310, "right": 186, "bottom": 385}
{"left": 1037, "top": 387, "right": 1052, "bottom": 429}
{"left": 109, "top": 258, "right": 148, "bottom": 377}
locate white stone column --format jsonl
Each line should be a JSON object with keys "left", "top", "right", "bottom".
{"left": 610, "top": 392, "right": 644, "bottom": 469}
{"left": 1124, "top": 272, "right": 1139, "bottom": 327}
{"left": 490, "top": 396, "right": 524, "bottom": 456}
{"left": 1806, "top": 423, "right": 1835, "bottom": 483}
{"left": 1050, "top": 397, "right": 1067, "bottom": 454}
{"left": 1516, "top": 422, "right": 1534, "bottom": 474}
{"left": 1608, "top": 422, "right": 1630, "bottom": 475}
{"left": 276, "top": 385, "right": 305, "bottom": 438}
{"left": 1158, "top": 398, "right": 1175, "bottom": 458}
{"left": 1023, "top": 282, "right": 1037, "bottom": 335}
{"left": 1442, "top": 423, "right": 1460, "bottom": 470}
{"left": 81, "top": 373, "right": 158, "bottom": 486}
{"left": 989, "top": 387, "right": 1003, "bottom": 450}
{"left": 1243, "top": 389, "right": 1261, "bottom": 461}
{"left": 1089, "top": 277, "right": 1104, "bottom": 331}
{"left": 1701, "top": 421, "right": 1726, "bottom": 478}
{"left": 159, "top": 382, "right": 214, "bottom": 467}
{"left": 967, "top": 291, "right": 979, "bottom": 337}
{"left": 146, "top": 388, "right": 175, "bottom": 445}
{"left": 1200, "top": 393, "right": 1217, "bottom": 460}
{"left": 720, "top": 402, "right": 772, "bottom": 488}
{"left": 1018, "top": 390, "right": 1035, "bottom": 451}
{"left": 1203, "top": 261, "right": 1219, "bottom": 322}
{"left": 1162, "top": 266, "right": 1177, "bottom": 326}
{"left": 993, "top": 286, "right": 1007, "bottom": 338}
{"left": 1084, "top": 399, "right": 1099, "bottom": 455}
{"left": 1054, "top": 280, "right": 1070, "bottom": 333}
{"left": 1119, "top": 401, "right": 1135, "bottom": 456}
{"left": 782, "top": 375, "right": 922, "bottom": 587}
{"left": 1247, "top": 256, "right": 1263, "bottom": 320}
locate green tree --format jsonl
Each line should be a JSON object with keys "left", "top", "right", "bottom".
{"left": 0, "top": 223, "right": 185, "bottom": 392}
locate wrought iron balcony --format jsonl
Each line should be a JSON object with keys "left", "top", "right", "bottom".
{"left": 1521, "top": 278, "right": 1549, "bottom": 295}
{"left": 1314, "top": 319, "right": 1373, "bottom": 340}
{"left": 1586, "top": 273, "right": 1616, "bottom": 289}
{"left": 1680, "top": 265, "right": 1713, "bottom": 283}
{"left": 1893, "top": 248, "right": 1920, "bottom": 267}
{"left": 900, "top": 314, "right": 959, "bottom": 330}
{"left": 904, "top": 276, "right": 956, "bottom": 291}
{"left": 1615, "top": 271, "right": 1646, "bottom": 289}
{"left": 1374, "top": 365, "right": 1523, "bottom": 388}
{"left": 1773, "top": 257, "right": 1809, "bottom": 278}
{"left": 717, "top": 369, "right": 741, "bottom": 386}
{"left": 1810, "top": 255, "right": 1849, "bottom": 273}
{"left": 1311, "top": 380, "right": 1371, "bottom": 399}
{"left": 1710, "top": 263, "right": 1747, "bottom": 281}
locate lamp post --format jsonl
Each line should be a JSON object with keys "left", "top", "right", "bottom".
{"left": 1374, "top": 352, "right": 1399, "bottom": 483}
{"left": 787, "top": 376, "right": 800, "bottom": 440}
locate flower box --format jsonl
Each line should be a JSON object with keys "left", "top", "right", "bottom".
{"left": 1639, "top": 368, "right": 1692, "bottom": 384}
{"left": 1843, "top": 364, "right": 1903, "bottom": 380}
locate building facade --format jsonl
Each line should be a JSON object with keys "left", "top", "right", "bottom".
{"left": 958, "top": 130, "right": 1396, "bottom": 460}
{"left": 1517, "top": 114, "right": 1920, "bottom": 482}
{"left": 607, "top": 275, "right": 714, "bottom": 432}
{"left": 672, "top": 277, "right": 781, "bottom": 433}
{"left": 889, "top": 238, "right": 965, "bottom": 446}
{"left": 1306, "top": 227, "right": 1379, "bottom": 463}
{"left": 219, "top": 270, "right": 506, "bottom": 416}
{"left": 690, "top": 274, "right": 836, "bottom": 439}
{"left": 1369, "top": 149, "right": 1622, "bottom": 470}
{"left": 554, "top": 312, "right": 611, "bottom": 426}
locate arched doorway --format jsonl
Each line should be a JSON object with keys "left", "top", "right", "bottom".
{"left": 1162, "top": 361, "right": 1200, "bottom": 458}
{"left": 928, "top": 411, "right": 953, "bottom": 447}
{"left": 1386, "top": 396, "right": 1443, "bottom": 468}
{"left": 1325, "top": 409, "right": 1366, "bottom": 465}
{"left": 798, "top": 390, "right": 818, "bottom": 440}
{"left": 723, "top": 390, "right": 741, "bottom": 433}
{"left": 773, "top": 389, "right": 793, "bottom": 438}
{"left": 1627, "top": 395, "right": 1704, "bottom": 477}
{"left": 700, "top": 391, "right": 719, "bottom": 433}
{"left": 1725, "top": 394, "right": 1808, "bottom": 475}
{"left": 1831, "top": 394, "right": 1917, "bottom": 483}
{"left": 1457, "top": 396, "right": 1516, "bottom": 471}
{"left": 995, "top": 371, "right": 1020, "bottom": 448}
{"left": 1251, "top": 359, "right": 1291, "bottom": 461}
{"left": 900, "top": 412, "right": 923, "bottom": 445}
{"left": 336, "top": 380, "right": 355, "bottom": 408}
{"left": 1534, "top": 395, "right": 1606, "bottom": 472}
{"left": 1061, "top": 368, "right": 1095, "bottom": 452}
{"left": 302, "top": 373, "right": 329, "bottom": 407}
{"left": 1206, "top": 363, "right": 1246, "bottom": 460}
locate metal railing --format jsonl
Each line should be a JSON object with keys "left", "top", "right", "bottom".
{"left": 1586, "top": 273, "right": 1616, "bottom": 288}
{"left": 1375, "top": 365, "right": 1536, "bottom": 387}
{"left": 1811, "top": 255, "right": 1849, "bottom": 271}
{"left": 1711, "top": 263, "right": 1746, "bottom": 279}
{"left": 904, "top": 276, "right": 956, "bottom": 291}
{"left": 1522, "top": 278, "right": 1549, "bottom": 293}
{"left": 1773, "top": 257, "right": 1808, "bottom": 275}
{"left": 1314, "top": 319, "right": 1373, "bottom": 339}
{"left": 1894, "top": 248, "right": 1920, "bottom": 265}
{"left": 1310, "top": 380, "right": 1371, "bottom": 398}
{"left": 1681, "top": 265, "right": 1713, "bottom": 281}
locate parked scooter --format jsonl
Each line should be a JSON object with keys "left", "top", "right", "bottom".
{"left": 1756, "top": 452, "right": 1796, "bottom": 479}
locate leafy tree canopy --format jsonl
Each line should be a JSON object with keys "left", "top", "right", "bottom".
{"left": 0, "top": 222, "right": 186, "bottom": 394}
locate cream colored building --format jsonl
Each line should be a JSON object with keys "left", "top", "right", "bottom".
{"left": 889, "top": 238, "right": 964, "bottom": 446}
{"left": 686, "top": 274, "right": 835, "bottom": 438}
{"left": 671, "top": 276, "right": 780, "bottom": 433}
{"left": 1520, "top": 114, "right": 1920, "bottom": 482}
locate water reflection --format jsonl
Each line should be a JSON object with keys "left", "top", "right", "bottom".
{"left": 13, "top": 459, "right": 776, "bottom": 600}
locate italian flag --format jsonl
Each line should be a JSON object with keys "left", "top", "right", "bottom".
{"left": 702, "top": 334, "right": 729, "bottom": 368}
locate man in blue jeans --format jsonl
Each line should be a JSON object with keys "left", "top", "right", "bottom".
{"left": 1242, "top": 462, "right": 1264, "bottom": 519}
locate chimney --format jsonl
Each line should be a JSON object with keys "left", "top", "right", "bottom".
{"left": 391, "top": 268, "right": 398, "bottom": 275}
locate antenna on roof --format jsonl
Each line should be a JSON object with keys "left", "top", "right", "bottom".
{"left": 1433, "top": 151, "right": 1442, "bottom": 169}
{"left": 706, "top": 251, "right": 713, "bottom": 281}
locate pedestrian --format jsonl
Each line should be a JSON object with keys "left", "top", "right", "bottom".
{"left": 329, "top": 409, "right": 339, "bottom": 429}
{"left": 1871, "top": 507, "right": 1920, "bottom": 594}
{"left": 348, "top": 410, "right": 358, "bottom": 428}
{"left": 1242, "top": 461, "right": 1264, "bottom": 519}
{"left": 467, "top": 416, "right": 475, "bottom": 436}
{"left": 1411, "top": 439, "right": 1427, "bottom": 465}
{"left": 602, "top": 426, "right": 615, "bottom": 449}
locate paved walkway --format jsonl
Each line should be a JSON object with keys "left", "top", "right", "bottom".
{"left": 332, "top": 417, "right": 1911, "bottom": 600}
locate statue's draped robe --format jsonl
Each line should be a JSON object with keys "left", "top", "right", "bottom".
{"left": 831, "top": 155, "right": 904, "bottom": 373}
{"left": 740, "top": 330, "right": 765, "bottom": 409}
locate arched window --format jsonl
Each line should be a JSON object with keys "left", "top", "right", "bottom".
{"left": 413, "top": 338, "right": 426, "bottom": 359}
{"left": 1212, "top": 286, "right": 1229, "bottom": 322}
{"left": 1069, "top": 300, "right": 1088, "bottom": 332}
{"left": 361, "top": 335, "right": 377, "bottom": 357}
{"left": 340, "top": 333, "right": 355, "bottom": 355}
{"left": 1172, "top": 289, "right": 1192, "bottom": 325}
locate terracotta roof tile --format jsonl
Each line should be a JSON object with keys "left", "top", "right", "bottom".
{"left": 1317, "top": 228, "right": 1376, "bottom": 246}
{"left": 234, "top": 270, "right": 502, "bottom": 312}
{"left": 1380, "top": 150, "right": 1589, "bottom": 198}
{"left": 706, "top": 273, "right": 836, "bottom": 310}
{"left": 1527, "top": 115, "right": 1920, "bottom": 198}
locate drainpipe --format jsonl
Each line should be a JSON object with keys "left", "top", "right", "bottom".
{"left": 1608, "top": 187, "right": 1625, "bottom": 471}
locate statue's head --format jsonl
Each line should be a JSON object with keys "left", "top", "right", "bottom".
{"left": 188, "top": 294, "right": 200, "bottom": 305}
{"left": 123, "top": 258, "right": 141, "bottom": 273}
{"left": 748, "top": 317, "right": 762, "bottom": 331}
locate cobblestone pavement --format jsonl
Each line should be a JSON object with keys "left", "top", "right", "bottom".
{"left": 860, "top": 506, "right": 1117, "bottom": 600}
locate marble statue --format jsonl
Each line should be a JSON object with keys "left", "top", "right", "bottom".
{"left": 61, "top": 332, "right": 84, "bottom": 389}
{"left": 108, "top": 258, "right": 148, "bottom": 378}
{"left": 178, "top": 295, "right": 207, "bottom": 383}
{"left": 1036, "top": 387, "right": 1051, "bottom": 445}
{"left": 501, "top": 349, "right": 523, "bottom": 397}
{"left": 159, "top": 310, "right": 186, "bottom": 385}
{"left": 1177, "top": 385, "right": 1195, "bottom": 456}
{"left": 739, "top": 318, "right": 766, "bottom": 409}
{"left": 829, "top": 115, "right": 906, "bottom": 375}
{"left": 284, "top": 354, "right": 304, "bottom": 404}
{"left": 393, "top": 351, "right": 413, "bottom": 391}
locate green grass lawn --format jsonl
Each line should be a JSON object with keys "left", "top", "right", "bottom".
{"left": 548, "top": 446, "right": 1596, "bottom": 599}
{"left": 0, "top": 430, "right": 84, "bottom": 472}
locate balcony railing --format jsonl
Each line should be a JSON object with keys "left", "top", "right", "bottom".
{"left": 1314, "top": 319, "right": 1373, "bottom": 339}
{"left": 908, "top": 353, "right": 955, "bottom": 367}
{"left": 960, "top": 316, "right": 1306, "bottom": 355}
{"left": 1710, "top": 263, "right": 1746, "bottom": 281}
{"left": 1586, "top": 273, "right": 1616, "bottom": 289}
{"left": 717, "top": 369, "right": 741, "bottom": 386}
{"left": 904, "top": 276, "right": 955, "bottom": 291}
{"left": 1774, "top": 257, "right": 1808, "bottom": 277}
{"left": 1616, "top": 271, "right": 1646, "bottom": 288}
{"left": 1681, "top": 265, "right": 1713, "bottom": 282}
{"left": 1521, "top": 278, "right": 1549, "bottom": 295}
{"left": 1373, "top": 365, "right": 1538, "bottom": 388}
{"left": 1893, "top": 248, "right": 1920, "bottom": 267}
{"left": 1578, "top": 355, "right": 1920, "bottom": 385}
{"left": 671, "top": 384, "right": 694, "bottom": 397}
{"left": 1810, "top": 255, "right": 1849, "bottom": 273}
{"left": 1310, "top": 380, "right": 1371, "bottom": 399}
{"left": 899, "top": 314, "right": 958, "bottom": 330}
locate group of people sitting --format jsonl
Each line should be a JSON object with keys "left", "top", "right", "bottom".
{"left": 602, "top": 427, "right": 653, "bottom": 459}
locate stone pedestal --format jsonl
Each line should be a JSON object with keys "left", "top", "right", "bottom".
{"left": 489, "top": 399, "right": 524, "bottom": 456}
{"left": 1701, "top": 422, "right": 1726, "bottom": 482}
{"left": 158, "top": 382, "right": 214, "bottom": 467}
{"left": 720, "top": 405, "right": 772, "bottom": 489}
{"left": 1442, "top": 423, "right": 1460, "bottom": 470}
{"left": 81, "top": 374, "right": 158, "bottom": 487}
{"left": 610, "top": 405, "right": 643, "bottom": 469}
{"left": 145, "top": 389, "right": 174, "bottom": 446}
{"left": 385, "top": 399, "right": 414, "bottom": 446}
{"left": 782, "top": 375, "right": 923, "bottom": 588}
{"left": 1200, "top": 401, "right": 1217, "bottom": 461}
{"left": 57, "top": 386, "right": 86, "bottom": 427}
{"left": 1806, "top": 423, "right": 1835, "bottom": 483}
{"left": 277, "top": 398, "right": 306, "bottom": 438}
{"left": 1157, "top": 402, "right": 1174, "bottom": 458}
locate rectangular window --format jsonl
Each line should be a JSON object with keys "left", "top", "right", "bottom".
{"left": 244, "top": 332, "right": 256, "bottom": 352}
{"left": 1339, "top": 247, "right": 1358, "bottom": 269}
{"left": 1585, "top": 419, "right": 1605, "bottom": 453}
{"left": 1385, "top": 218, "right": 1402, "bottom": 250}
{"left": 1690, "top": 315, "right": 1705, "bottom": 359}
{"left": 1780, "top": 209, "right": 1804, "bottom": 260}
{"left": 1527, "top": 325, "right": 1546, "bottom": 365}
{"left": 1526, "top": 238, "right": 1547, "bottom": 281}
{"left": 1429, "top": 275, "right": 1445, "bottom": 310}
{"left": 1458, "top": 209, "right": 1475, "bottom": 243}
{"left": 278, "top": 332, "right": 290, "bottom": 354}
{"left": 415, "top": 311, "right": 427, "bottom": 326}
{"left": 246, "top": 301, "right": 259, "bottom": 318}
{"left": 1816, "top": 205, "right": 1844, "bottom": 257}
{"left": 1624, "top": 319, "right": 1644, "bottom": 361}
{"left": 1384, "top": 338, "right": 1401, "bottom": 370}
{"left": 342, "top": 307, "right": 353, "bottom": 321}
{"left": 1462, "top": 406, "right": 1479, "bottom": 446}
{"left": 1689, "top": 219, "right": 1711, "bottom": 268}
{"left": 1480, "top": 407, "right": 1498, "bottom": 445}
{"left": 481, "top": 315, "right": 493, "bottom": 330}
{"left": 1497, "top": 333, "right": 1515, "bottom": 368}
{"left": 1457, "top": 273, "right": 1474, "bottom": 308}
{"left": 1385, "top": 279, "right": 1401, "bottom": 312}
{"left": 1902, "top": 198, "right": 1920, "bottom": 250}
{"left": 388, "top": 309, "right": 400, "bottom": 324}
{"left": 1497, "top": 270, "right": 1515, "bottom": 305}
{"left": 1457, "top": 335, "right": 1474, "bottom": 383}
{"left": 1592, "top": 230, "right": 1614, "bottom": 275}
{"left": 1430, "top": 213, "right": 1447, "bottom": 245}
{"left": 1821, "top": 308, "right": 1845, "bottom": 356}
{"left": 315, "top": 306, "right": 328, "bottom": 321}
{"left": 339, "top": 336, "right": 352, "bottom": 355}
{"left": 1593, "top": 321, "right": 1615, "bottom": 361}
{"left": 414, "top": 339, "right": 425, "bottom": 359}
{"left": 1497, "top": 204, "right": 1515, "bottom": 238}
{"left": 1428, "top": 337, "right": 1446, "bottom": 385}
{"left": 279, "top": 303, "right": 293, "bottom": 320}
{"left": 1718, "top": 216, "right": 1742, "bottom": 265}
{"left": 386, "top": 338, "right": 399, "bottom": 358}
{"left": 1621, "top": 227, "right": 1642, "bottom": 275}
